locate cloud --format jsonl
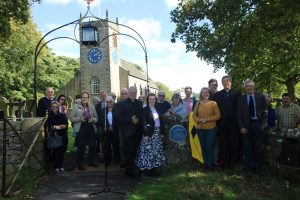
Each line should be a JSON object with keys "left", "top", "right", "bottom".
{"left": 164, "top": 0, "right": 179, "bottom": 9}
{"left": 43, "top": 14, "right": 226, "bottom": 92}
{"left": 119, "top": 18, "right": 161, "bottom": 41}
{"left": 44, "top": 0, "right": 100, "bottom": 8}
{"left": 115, "top": 17, "right": 226, "bottom": 92}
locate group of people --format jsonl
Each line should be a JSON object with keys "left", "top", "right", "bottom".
{"left": 37, "top": 74, "right": 300, "bottom": 177}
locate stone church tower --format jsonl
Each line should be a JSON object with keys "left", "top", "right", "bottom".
{"left": 80, "top": 16, "right": 121, "bottom": 98}
{"left": 58, "top": 13, "right": 158, "bottom": 101}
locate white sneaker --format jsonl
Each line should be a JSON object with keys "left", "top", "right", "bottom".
{"left": 54, "top": 168, "right": 60, "bottom": 173}
{"left": 59, "top": 168, "right": 65, "bottom": 173}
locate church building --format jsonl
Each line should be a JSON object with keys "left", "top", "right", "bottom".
{"left": 59, "top": 14, "right": 158, "bottom": 100}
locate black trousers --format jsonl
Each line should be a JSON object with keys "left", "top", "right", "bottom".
{"left": 219, "top": 118, "right": 240, "bottom": 168}
{"left": 243, "top": 120, "right": 264, "bottom": 170}
{"left": 104, "top": 130, "right": 120, "bottom": 163}
{"left": 52, "top": 146, "right": 65, "bottom": 169}
{"left": 123, "top": 134, "right": 136, "bottom": 173}
{"left": 96, "top": 127, "right": 103, "bottom": 155}
{"left": 76, "top": 124, "right": 96, "bottom": 165}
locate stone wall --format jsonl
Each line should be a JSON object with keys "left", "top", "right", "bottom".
{"left": 0, "top": 120, "right": 22, "bottom": 165}
{"left": 128, "top": 75, "right": 158, "bottom": 96}
{"left": 264, "top": 128, "right": 300, "bottom": 181}
{"left": 57, "top": 74, "right": 81, "bottom": 101}
{"left": 264, "top": 129, "right": 282, "bottom": 166}
{"left": 163, "top": 114, "right": 191, "bottom": 165}
{"left": 0, "top": 118, "right": 45, "bottom": 167}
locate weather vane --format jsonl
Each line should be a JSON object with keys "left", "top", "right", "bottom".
{"left": 85, "top": 0, "right": 94, "bottom": 5}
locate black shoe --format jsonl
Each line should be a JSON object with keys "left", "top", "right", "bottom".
{"left": 88, "top": 163, "right": 99, "bottom": 168}
{"left": 151, "top": 168, "right": 161, "bottom": 176}
{"left": 253, "top": 168, "right": 262, "bottom": 175}
{"left": 78, "top": 165, "right": 86, "bottom": 170}
{"left": 142, "top": 170, "right": 151, "bottom": 176}
{"left": 126, "top": 171, "right": 142, "bottom": 179}
{"left": 120, "top": 163, "right": 126, "bottom": 168}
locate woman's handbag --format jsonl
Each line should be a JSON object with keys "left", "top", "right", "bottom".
{"left": 47, "top": 129, "right": 63, "bottom": 149}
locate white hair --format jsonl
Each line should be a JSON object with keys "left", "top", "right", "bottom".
{"left": 105, "top": 96, "right": 114, "bottom": 103}
{"left": 128, "top": 86, "right": 137, "bottom": 92}
{"left": 45, "top": 87, "right": 54, "bottom": 93}
{"left": 244, "top": 79, "right": 255, "bottom": 87}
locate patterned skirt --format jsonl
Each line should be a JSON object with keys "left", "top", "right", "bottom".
{"left": 136, "top": 130, "right": 165, "bottom": 170}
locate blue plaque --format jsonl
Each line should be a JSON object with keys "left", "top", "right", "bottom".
{"left": 169, "top": 125, "right": 187, "bottom": 145}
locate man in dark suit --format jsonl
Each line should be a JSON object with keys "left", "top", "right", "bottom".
{"left": 37, "top": 87, "right": 55, "bottom": 117}
{"left": 155, "top": 91, "right": 171, "bottom": 115}
{"left": 213, "top": 75, "right": 240, "bottom": 169}
{"left": 237, "top": 79, "right": 266, "bottom": 173}
{"left": 117, "top": 86, "right": 143, "bottom": 178}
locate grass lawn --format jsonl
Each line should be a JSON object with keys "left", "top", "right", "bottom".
{"left": 0, "top": 167, "right": 44, "bottom": 200}
{"left": 65, "top": 123, "right": 76, "bottom": 160}
{"left": 129, "top": 163, "right": 300, "bottom": 200}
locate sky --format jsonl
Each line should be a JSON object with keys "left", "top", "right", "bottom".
{"left": 31, "top": 0, "right": 226, "bottom": 92}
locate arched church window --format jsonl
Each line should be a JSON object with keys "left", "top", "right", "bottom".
{"left": 91, "top": 77, "right": 100, "bottom": 94}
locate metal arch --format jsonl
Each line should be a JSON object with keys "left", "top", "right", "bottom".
{"left": 100, "top": 33, "right": 150, "bottom": 93}
{"left": 101, "top": 33, "right": 146, "bottom": 53}
{"left": 33, "top": 6, "right": 151, "bottom": 107}
{"left": 34, "top": 19, "right": 80, "bottom": 102}
{"left": 36, "top": 37, "right": 80, "bottom": 58}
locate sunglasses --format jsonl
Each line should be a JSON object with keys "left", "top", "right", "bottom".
{"left": 106, "top": 101, "right": 113, "bottom": 103}
{"left": 60, "top": 98, "right": 65, "bottom": 101}
{"left": 158, "top": 95, "right": 165, "bottom": 97}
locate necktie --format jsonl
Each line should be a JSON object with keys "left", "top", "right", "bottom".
{"left": 249, "top": 96, "right": 255, "bottom": 117}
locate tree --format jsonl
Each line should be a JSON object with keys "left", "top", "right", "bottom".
{"left": 156, "top": 82, "right": 173, "bottom": 102}
{"left": 0, "top": 18, "right": 79, "bottom": 100}
{"left": 0, "top": 0, "right": 41, "bottom": 40}
{"left": 171, "top": 0, "right": 300, "bottom": 100}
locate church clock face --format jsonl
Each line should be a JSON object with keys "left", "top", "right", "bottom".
{"left": 87, "top": 48, "right": 102, "bottom": 64}
{"left": 112, "top": 48, "right": 118, "bottom": 64}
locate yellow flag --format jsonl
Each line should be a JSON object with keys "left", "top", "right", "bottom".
{"left": 189, "top": 112, "right": 203, "bottom": 163}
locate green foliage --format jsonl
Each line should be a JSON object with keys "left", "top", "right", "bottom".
{"left": 0, "top": 0, "right": 41, "bottom": 40}
{"left": 171, "top": 0, "right": 300, "bottom": 99}
{"left": 155, "top": 82, "right": 173, "bottom": 102}
{"left": 129, "top": 164, "right": 300, "bottom": 200}
{"left": 0, "top": 18, "right": 79, "bottom": 100}
{"left": 37, "top": 53, "right": 79, "bottom": 97}
{"left": 0, "top": 19, "right": 40, "bottom": 100}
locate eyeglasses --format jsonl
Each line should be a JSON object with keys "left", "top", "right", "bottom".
{"left": 106, "top": 101, "right": 113, "bottom": 103}
{"left": 121, "top": 93, "right": 127, "bottom": 95}
{"left": 158, "top": 95, "right": 165, "bottom": 97}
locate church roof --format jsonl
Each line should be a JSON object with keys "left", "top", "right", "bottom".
{"left": 120, "top": 59, "right": 158, "bottom": 89}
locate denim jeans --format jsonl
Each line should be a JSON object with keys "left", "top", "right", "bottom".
{"left": 197, "top": 127, "right": 217, "bottom": 168}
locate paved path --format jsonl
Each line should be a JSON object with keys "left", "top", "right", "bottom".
{"left": 36, "top": 162, "right": 140, "bottom": 200}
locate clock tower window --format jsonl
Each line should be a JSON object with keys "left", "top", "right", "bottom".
{"left": 91, "top": 77, "right": 100, "bottom": 94}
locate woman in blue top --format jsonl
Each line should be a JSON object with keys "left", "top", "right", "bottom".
{"left": 168, "top": 93, "right": 187, "bottom": 119}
